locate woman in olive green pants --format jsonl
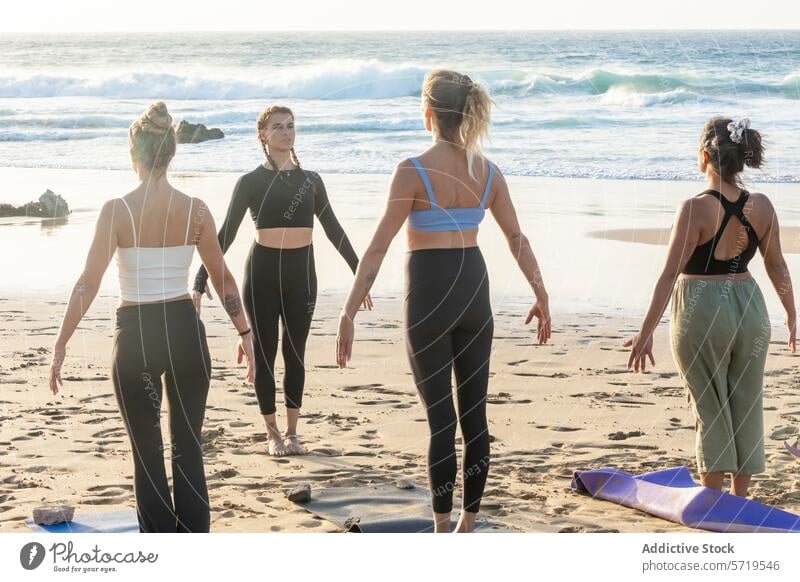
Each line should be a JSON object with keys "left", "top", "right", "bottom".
{"left": 625, "top": 117, "right": 796, "bottom": 497}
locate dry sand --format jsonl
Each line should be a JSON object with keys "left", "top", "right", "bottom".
{"left": 1, "top": 290, "right": 799, "bottom": 533}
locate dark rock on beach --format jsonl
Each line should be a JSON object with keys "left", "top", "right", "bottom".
{"left": 176, "top": 121, "right": 225, "bottom": 144}
{"left": 0, "top": 190, "right": 70, "bottom": 218}
{"left": 286, "top": 483, "right": 311, "bottom": 503}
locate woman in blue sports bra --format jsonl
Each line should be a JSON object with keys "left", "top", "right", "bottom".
{"left": 335, "top": 70, "right": 552, "bottom": 532}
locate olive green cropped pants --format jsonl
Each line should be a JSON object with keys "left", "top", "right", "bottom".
{"left": 670, "top": 277, "right": 771, "bottom": 475}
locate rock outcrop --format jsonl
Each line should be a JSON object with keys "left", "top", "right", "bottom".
{"left": 176, "top": 121, "right": 225, "bottom": 144}
{"left": 0, "top": 189, "right": 70, "bottom": 218}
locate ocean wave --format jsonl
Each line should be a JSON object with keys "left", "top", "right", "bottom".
{"left": 0, "top": 129, "right": 116, "bottom": 142}
{"left": 0, "top": 61, "right": 428, "bottom": 100}
{"left": 1, "top": 63, "right": 797, "bottom": 101}
{"left": 598, "top": 87, "right": 708, "bottom": 107}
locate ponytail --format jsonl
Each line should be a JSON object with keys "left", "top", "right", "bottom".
{"left": 422, "top": 70, "right": 494, "bottom": 179}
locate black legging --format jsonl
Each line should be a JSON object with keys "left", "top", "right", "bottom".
{"left": 243, "top": 242, "right": 317, "bottom": 415}
{"left": 111, "top": 298, "right": 212, "bottom": 533}
{"left": 403, "top": 246, "right": 494, "bottom": 514}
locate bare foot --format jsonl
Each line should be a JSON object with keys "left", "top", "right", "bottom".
{"left": 433, "top": 511, "right": 452, "bottom": 533}
{"left": 454, "top": 511, "right": 477, "bottom": 533}
{"left": 265, "top": 421, "right": 288, "bottom": 457}
{"left": 283, "top": 432, "right": 307, "bottom": 455}
{"left": 268, "top": 434, "right": 289, "bottom": 456}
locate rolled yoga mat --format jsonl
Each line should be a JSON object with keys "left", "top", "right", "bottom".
{"left": 571, "top": 466, "right": 800, "bottom": 533}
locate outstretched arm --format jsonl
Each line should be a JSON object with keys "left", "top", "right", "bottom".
{"left": 625, "top": 199, "right": 700, "bottom": 371}
{"left": 758, "top": 194, "right": 796, "bottom": 351}
{"left": 336, "top": 161, "right": 415, "bottom": 367}
{"left": 50, "top": 199, "right": 118, "bottom": 394}
{"left": 489, "top": 168, "right": 551, "bottom": 343}
{"left": 312, "top": 172, "right": 359, "bottom": 273}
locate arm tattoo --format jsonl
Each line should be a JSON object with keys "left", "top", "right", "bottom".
{"left": 75, "top": 274, "right": 88, "bottom": 293}
{"left": 365, "top": 271, "right": 377, "bottom": 285}
{"left": 223, "top": 293, "right": 242, "bottom": 318}
{"left": 509, "top": 231, "right": 522, "bottom": 240}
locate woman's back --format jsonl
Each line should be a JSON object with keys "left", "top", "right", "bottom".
{"left": 683, "top": 188, "right": 771, "bottom": 275}
{"left": 115, "top": 192, "right": 197, "bottom": 248}
{"left": 115, "top": 190, "right": 197, "bottom": 303}
{"left": 406, "top": 147, "right": 496, "bottom": 250}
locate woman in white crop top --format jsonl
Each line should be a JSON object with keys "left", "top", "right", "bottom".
{"left": 47, "top": 102, "right": 255, "bottom": 533}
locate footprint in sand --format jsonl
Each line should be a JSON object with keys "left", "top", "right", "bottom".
{"left": 229, "top": 421, "right": 252, "bottom": 428}
{"left": 770, "top": 426, "right": 799, "bottom": 441}
{"left": 65, "top": 376, "right": 110, "bottom": 382}
{"left": 87, "top": 484, "right": 133, "bottom": 493}
{"left": 507, "top": 359, "right": 528, "bottom": 366}
{"left": 608, "top": 430, "right": 645, "bottom": 441}
{"left": 310, "top": 446, "right": 342, "bottom": 457}
{"left": 512, "top": 371, "right": 569, "bottom": 378}
{"left": 211, "top": 468, "right": 239, "bottom": 479}
{"left": 91, "top": 428, "right": 126, "bottom": 439}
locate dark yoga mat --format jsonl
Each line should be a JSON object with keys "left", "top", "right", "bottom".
{"left": 571, "top": 466, "right": 800, "bottom": 533}
{"left": 293, "top": 482, "right": 515, "bottom": 532}
{"left": 26, "top": 509, "right": 139, "bottom": 533}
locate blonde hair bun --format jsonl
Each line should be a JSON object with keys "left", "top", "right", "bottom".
{"left": 137, "top": 101, "right": 173, "bottom": 135}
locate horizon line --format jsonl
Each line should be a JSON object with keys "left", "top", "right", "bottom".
{"left": 3, "top": 27, "right": 800, "bottom": 34}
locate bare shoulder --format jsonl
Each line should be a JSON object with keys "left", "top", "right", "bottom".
{"left": 484, "top": 158, "right": 506, "bottom": 207}
{"left": 188, "top": 197, "right": 212, "bottom": 225}
{"left": 747, "top": 191, "right": 774, "bottom": 211}
{"left": 681, "top": 190, "right": 718, "bottom": 211}
{"left": 392, "top": 158, "right": 421, "bottom": 185}
{"left": 487, "top": 158, "right": 506, "bottom": 187}
{"left": 674, "top": 194, "right": 714, "bottom": 228}
{"left": 395, "top": 158, "right": 416, "bottom": 172}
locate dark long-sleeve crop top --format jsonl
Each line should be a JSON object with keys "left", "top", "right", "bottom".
{"left": 193, "top": 164, "right": 359, "bottom": 293}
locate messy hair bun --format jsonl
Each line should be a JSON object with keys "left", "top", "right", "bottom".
{"left": 129, "top": 101, "right": 176, "bottom": 172}
{"left": 700, "top": 116, "right": 764, "bottom": 186}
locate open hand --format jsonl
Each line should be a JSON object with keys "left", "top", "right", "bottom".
{"left": 192, "top": 283, "right": 213, "bottom": 316}
{"left": 361, "top": 293, "right": 374, "bottom": 311}
{"left": 785, "top": 312, "right": 796, "bottom": 353}
{"left": 237, "top": 332, "right": 255, "bottom": 384}
{"left": 525, "top": 298, "right": 551, "bottom": 344}
{"left": 624, "top": 332, "right": 655, "bottom": 372}
{"left": 49, "top": 343, "right": 65, "bottom": 396}
{"left": 336, "top": 312, "right": 354, "bottom": 368}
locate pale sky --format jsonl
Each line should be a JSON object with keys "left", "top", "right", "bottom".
{"left": 3, "top": 0, "right": 798, "bottom": 32}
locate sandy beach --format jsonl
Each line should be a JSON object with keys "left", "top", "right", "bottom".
{"left": 1, "top": 291, "right": 799, "bottom": 533}
{"left": 1, "top": 168, "right": 800, "bottom": 533}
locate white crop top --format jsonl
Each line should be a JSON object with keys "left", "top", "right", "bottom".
{"left": 116, "top": 197, "right": 195, "bottom": 302}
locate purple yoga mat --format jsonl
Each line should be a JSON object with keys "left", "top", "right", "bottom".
{"left": 571, "top": 466, "right": 800, "bottom": 533}
{"left": 784, "top": 440, "right": 800, "bottom": 458}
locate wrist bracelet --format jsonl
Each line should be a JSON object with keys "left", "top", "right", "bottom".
{"left": 238, "top": 328, "right": 251, "bottom": 336}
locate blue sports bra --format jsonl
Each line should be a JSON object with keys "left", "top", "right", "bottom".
{"left": 407, "top": 157, "right": 494, "bottom": 232}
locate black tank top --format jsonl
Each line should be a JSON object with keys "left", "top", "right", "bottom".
{"left": 682, "top": 189, "right": 759, "bottom": 275}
